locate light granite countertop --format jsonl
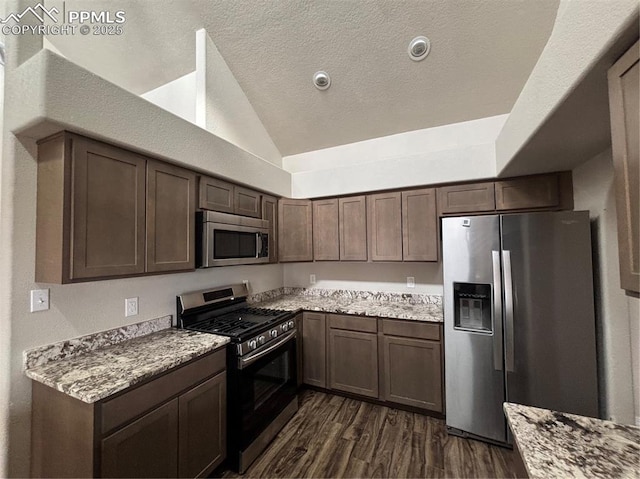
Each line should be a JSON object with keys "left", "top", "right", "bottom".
{"left": 504, "top": 402, "right": 640, "bottom": 478}
{"left": 252, "top": 294, "right": 443, "bottom": 322}
{"left": 25, "top": 328, "right": 229, "bottom": 403}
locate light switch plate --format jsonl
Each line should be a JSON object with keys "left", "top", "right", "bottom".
{"left": 30, "top": 289, "right": 50, "bottom": 312}
{"left": 310, "top": 274, "right": 316, "bottom": 285}
{"left": 125, "top": 297, "right": 139, "bottom": 317}
{"left": 407, "top": 277, "right": 415, "bottom": 288}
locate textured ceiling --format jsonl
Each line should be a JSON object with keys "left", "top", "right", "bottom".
{"left": 46, "top": 0, "right": 559, "bottom": 156}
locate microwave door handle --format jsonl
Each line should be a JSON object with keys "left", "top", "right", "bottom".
{"left": 256, "top": 233, "right": 261, "bottom": 258}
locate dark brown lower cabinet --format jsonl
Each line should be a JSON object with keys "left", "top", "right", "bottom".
{"left": 300, "top": 312, "right": 444, "bottom": 414}
{"left": 30, "top": 349, "right": 226, "bottom": 479}
{"left": 101, "top": 399, "right": 179, "bottom": 478}
{"left": 302, "top": 312, "right": 326, "bottom": 388}
{"left": 380, "top": 335, "right": 442, "bottom": 412}
{"left": 328, "top": 328, "right": 379, "bottom": 398}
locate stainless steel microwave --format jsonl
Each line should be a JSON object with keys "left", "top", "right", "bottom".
{"left": 196, "top": 211, "right": 270, "bottom": 267}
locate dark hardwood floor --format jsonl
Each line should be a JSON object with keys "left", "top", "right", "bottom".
{"left": 220, "top": 389, "right": 516, "bottom": 478}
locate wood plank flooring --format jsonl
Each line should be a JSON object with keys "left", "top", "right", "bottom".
{"left": 219, "top": 390, "right": 516, "bottom": 478}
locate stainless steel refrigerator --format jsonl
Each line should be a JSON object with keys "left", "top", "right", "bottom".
{"left": 442, "top": 210, "right": 598, "bottom": 445}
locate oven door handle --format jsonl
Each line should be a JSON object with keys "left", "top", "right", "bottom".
{"left": 238, "top": 330, "right": 296, "bottom": 370}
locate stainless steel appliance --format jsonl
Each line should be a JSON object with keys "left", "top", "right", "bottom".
{"left": 177, "top": 284, "right": 297, "bottom": 473}
{"left": 196, "top": 211, "right": 270, "bottom": 267}
{"left": 442, "top": 211, "right": 598, "bottom": 445}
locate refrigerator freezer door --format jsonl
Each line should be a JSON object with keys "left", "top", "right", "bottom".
{"left": 443, "top": 215, "right": 507, "bottom": 443}
{"left": 500, "top": 211, "right": 598, "bottom": 417}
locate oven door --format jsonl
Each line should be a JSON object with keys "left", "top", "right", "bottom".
{"left": 230, "top": 331, "right": 298, "bottom": 453}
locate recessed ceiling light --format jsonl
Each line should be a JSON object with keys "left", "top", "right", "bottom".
{"left": 313, "top": 71, "right": 331, "bottom": 90}
{"left": 408, "top": 36, "right": 431, "bottom": 62}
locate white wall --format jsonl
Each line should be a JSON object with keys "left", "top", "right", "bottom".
{"left": 286, "top": 115, "right": 506, "bottom": 198}
{"left": 141, "top": 71, "right": 197, "bottom": 124}
{"left": 284, "top": 262, "right": 443, "bottom": 296}
{"left": 572, "top": 148, "right": 639, "bottom": 425}
{"left": 195, "top": 29, "right": 282, "bottom": 168}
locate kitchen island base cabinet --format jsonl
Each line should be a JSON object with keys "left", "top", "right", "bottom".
{"left": 302, "top": 313, "right": 326, "bottom": 388}
{"left": 30, "top": 349, "right": 227, "bottom": 479}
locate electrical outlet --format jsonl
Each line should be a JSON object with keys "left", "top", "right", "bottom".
{"left": 242, "top": 279, "right": 249, "bottom": 289}
{"left": 30, "top": 289, "right": 50, "bottom": 312}
{"left": 125, "top": 297, "right": 138, "bottom": 317}
{"left": 407, "top": 276, "right": 415, "bottom": 288}
{"left": 310, "top": 274, "right": 316, "bottom": 285}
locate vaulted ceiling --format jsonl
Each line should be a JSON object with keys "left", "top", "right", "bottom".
{"left": 46, "top": 0, "right": 559, "bottom": 156}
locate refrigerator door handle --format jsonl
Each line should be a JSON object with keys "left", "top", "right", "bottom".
{"left": 491, "top": 251, "right": 504, "bottom": 371}
{"left": 502, "top": 250, "right": 515, "bottom": 372}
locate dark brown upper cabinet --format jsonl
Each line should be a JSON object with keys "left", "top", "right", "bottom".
{"left": 339, "top": 196, "right": 367, "bottom": 261}
{"left": 608, "top": 40, "right": 640, "bottom": 294}
{"left": 278, "top": 199, "right": 313, "bottom": 262}
{"left": 367, "top": 192, "right": 402, "bottom": 261}
{"left": 495, "top": 174, "right": 560, "bottom": 211}
{"left": 146, "top": 160, "right": 197, "bottom": 273}
{"left": 402, "top": 188, "right": 438, "bottom": 262}
{"left": 437, "top": 182, "right": 496, "bottom": 215}
{"left": 199, "top": 176, "right": 261, "bottom": 218}
{"left": 261, "top": 194, "right": 279, "bottom": 263}
{"left": 36, "top": 132, "right": 196, "bottom": 283}
{"left": 313, "top": 199, "right": 340, "bottom": 261}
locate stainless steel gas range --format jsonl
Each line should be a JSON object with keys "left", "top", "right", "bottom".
{"left": 177, "top": 284, "right": 298, "bottom": 473}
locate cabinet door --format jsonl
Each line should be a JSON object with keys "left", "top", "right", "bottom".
{"left": 262, "top": 194, "right": 279, "bottom": 263}
{"left": 71, "top": 136, "right": 146, "bottom": 279}
{"left": 367, "top": 192, "right": 402, "bottom": 261}
{"left": 234, "top": 186, "right": 261, "bottom": 218}
{"left": 328, "top": 328, "right": 378, "bottom": 398}
{"left": 402, "top": 188, "right": 438, "bottom": 261}
{"left": 313, "top": 199, "right": 340, "bottom": 260}
{"left": 179, "top": 372, "right": 227, "bottom": 478}
{"left": 101, "top": 399, "right": 179, "bottom": 478}
{"left": 437, "top": 183, "right": 495, "bottom": 215}
{"left": 608, "top": 40, "right": 640, "bottom": 293}
{"left": 278, "top": 199, "right": 313, "bottom": 262}
{"left": 199, "top": 176, "right": 234, "bottom": 213}
{"left": 381, "top": 336, "right": 442, "bottom": 412}
{"left": 339, "top": 196, "right": 367, "bottom": 261}
{"left": 495, "top": 174, "right": 560, "bottom": 211}
{"left": 302, "top": 312, "right": 326, "bottom": 388}
{"left": 147, "top": 161, "right": 196, "bottom": 272}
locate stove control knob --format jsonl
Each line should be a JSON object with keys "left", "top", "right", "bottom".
{"left": 281, "top": 323, "right": 288, "bottom": 332}
{"left": 258, "top": 335, "right": 266, "bottom": 345}
{"left": 288, "top": 320, "right": 295, "bottom": 329}
{"left": 248, "top": 340, "right": 257, "bottom": 350}
{"left": 270, "top": 329, "right": 278, "bottom": 339}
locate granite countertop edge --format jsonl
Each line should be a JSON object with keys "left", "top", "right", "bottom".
{"left": 251, "top": 294, "right": 444, "bottom": 323}
{"left": 25, "top": 330, "right": 230, "bottom": 404}
{"left": 503, "top": 402, "right": 640, "bottom": 479}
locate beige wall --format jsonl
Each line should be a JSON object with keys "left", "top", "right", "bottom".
{"left": 572, "top": 148, "right": 639, "bottom": 424}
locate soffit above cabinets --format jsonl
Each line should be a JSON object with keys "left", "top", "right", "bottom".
{"left": 45, "top": 0, "right": 559, "bottom": 156}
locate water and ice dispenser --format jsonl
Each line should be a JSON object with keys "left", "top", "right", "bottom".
{"left": 453, "top": 282, "right": 492, "bottom": 333}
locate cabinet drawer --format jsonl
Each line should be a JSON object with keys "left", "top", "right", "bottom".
{"left": 101, "top": 348, "right": 226, "bottom": 434}
{"left": 328, "top": 314, "right": 377, "bottom": 333}
{"left": 381, "top": 319, "right": 441, "bottom": 340}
